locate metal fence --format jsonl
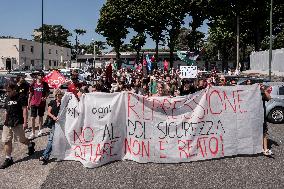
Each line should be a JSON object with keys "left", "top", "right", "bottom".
{"left": 250, "top": 48, "right": 284, "bottom": 72}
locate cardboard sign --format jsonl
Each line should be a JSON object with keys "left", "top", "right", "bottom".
{"left": 180, "top": 66, "right": 198, "bottom": 78}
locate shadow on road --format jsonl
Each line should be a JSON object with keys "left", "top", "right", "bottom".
{"left": 13, "top": 149, "right": 45, "bottom": 165}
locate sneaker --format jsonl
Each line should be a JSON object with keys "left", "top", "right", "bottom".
{"left": 0, "top": 158, "right": 14, "bottom": 169}
{"left": 263, "top": 149, "right": 273, "bottom": 156}
{"left": 28, "top": 133, "right": 35, "bottom": 140}
{"left": 39, "top": 156, "right": 48, "bottom": 165}
{"left": 28, "top": 142, "right": 35, "bottom": 156}
{"left": 37, "top": 130, "right": 43, "bottom": 137}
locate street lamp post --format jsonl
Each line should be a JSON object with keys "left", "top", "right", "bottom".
{"left": 41, "top": 0, "right": 44, "bottom": 70}
{"left": 236, "top": 15, "right": 240, "bottom": 71}
{"left": 92, "top": 39, "right": 96, "bottom": 68}
{"left": 268, "top": 0, "right": 273, "bottom": 81}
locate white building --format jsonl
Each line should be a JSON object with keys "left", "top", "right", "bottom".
{"left": 0, "top": 38, "right": 71, "bottom": 71}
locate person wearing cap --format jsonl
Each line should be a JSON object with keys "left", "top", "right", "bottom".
{"left": 28, "top": 72, "right": 50, "bottom": 139}
{"left": 67, "top": 72, "right": 82, "bottom": 99}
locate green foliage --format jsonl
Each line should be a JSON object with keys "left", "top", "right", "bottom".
{"left": 74, "top": 29, "right": 86, "bottom": 36}
{"left": 96, "top": 0, "right": 130, "bottom": 66}
{"left": 33, "top": 24, "right": 72, "bottom": 48}
{"left": 0, "top": 36, "right": 14, "bottom": 39}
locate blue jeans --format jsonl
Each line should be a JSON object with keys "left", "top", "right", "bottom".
{"left": 42, "top": 125, "right": 55, "bottom": 160}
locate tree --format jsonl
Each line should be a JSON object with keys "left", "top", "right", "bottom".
{"left": 165, "top": 0, "right": 188, "bottom": 68}
{"left": 205, "top": 16, "right": 235, "bottom": 70}
{"left": 74, "top": 29, "right": 86, "bottom": 55}
{"left": 187, "top": 0, "right": 208, "bottom": 51}
{"left": 96, "top": 0, "right": 130, "bottom": 69}
{"left": 80, "top": 41, "right": 107, "bottom": 55}
{"left": 33, "top": 24, "right": 72, "bottom": 47}
{"left": 0, "top": 36, "right": 14, "bottom": 39}
{"left": 128, "top": 0, "right": 148, "bottom": 65}
{"left": 130, "top": 33, "right": 146, "bottom": 65}
{"left": 134, "top": 0, "right": 169, "bottom": 66}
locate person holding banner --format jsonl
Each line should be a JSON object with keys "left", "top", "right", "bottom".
{"left": 152, "top": 82, "right": 166, "bottom": 97}
{"left": 28, "top": 72, "right": 50, "bottom": 139}
{"left": 39, "top": 89, "right": 64, "bottom": 165}
{"left": 260, "top": 84, "right": 273, "bottom": 156}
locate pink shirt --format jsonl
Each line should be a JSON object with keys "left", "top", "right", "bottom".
{"left": 30, "top": 82, "right": 44, "bottom": 106}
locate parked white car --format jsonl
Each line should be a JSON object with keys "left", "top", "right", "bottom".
{"left": 263, "top": 82, "right": 284, "bottom": 124}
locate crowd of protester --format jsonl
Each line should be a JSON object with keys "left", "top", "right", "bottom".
{"left": 73, "top": 66, "right": 243, "bottom": 98}
{"left": 0, "top": 65, "right": 273, "bottom": 169}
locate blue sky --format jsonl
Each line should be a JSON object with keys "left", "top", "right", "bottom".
{"left": 0, "top": 0, "right": 208, "bottom": 50}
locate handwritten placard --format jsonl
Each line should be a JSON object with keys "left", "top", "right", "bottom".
{"left": 180, "top": 66, "right": 198, "bottom": 78}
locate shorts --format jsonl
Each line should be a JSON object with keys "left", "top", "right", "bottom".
{"left": 31, "top": 105, "right": 45, "bottom": 117}
{"left": 2, "top": 125, "right": 28, "bottom": 143}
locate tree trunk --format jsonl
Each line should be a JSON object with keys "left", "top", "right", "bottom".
{"left": 115, "top": 47, "right": 121, "bottom": 69}
{"left": 169, "top": 43, "right": 174, "bottom": 69}
{"left": 136, "top": 50, "right": 140, "bottom": 65}
{"left": 254, "top": 26, "right": 261, "bottom": 51}
{"left": 155, "top": 39, "right": 159, "bottom": 70}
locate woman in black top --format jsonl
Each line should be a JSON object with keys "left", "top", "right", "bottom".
{"left": 16, "top": 75, "right": 30, "bottom": 130}
{"left": 39, "top": 89, "right": 64, "bottom": 164}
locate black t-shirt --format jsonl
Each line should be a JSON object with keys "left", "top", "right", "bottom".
{"left": 48, "top": 100, "right": 61, "bottom": 125}
{"left": 4, "top": 95, "right": 24, "bottom": 127}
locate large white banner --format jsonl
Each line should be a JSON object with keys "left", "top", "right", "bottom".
{"left": 52, "top": 84, "right": 264, "bottom": 168}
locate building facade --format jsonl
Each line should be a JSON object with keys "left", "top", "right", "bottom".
{"left": 0, "top": 38, "right": 71, "bottom": 71}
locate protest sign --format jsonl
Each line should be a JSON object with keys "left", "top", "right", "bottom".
{"left": 52, "top": 85, "right": 263, "bottom": 168}
{"left": 43, "top": 70, "right": 67, "bottom": 89}
{"left": 180, "top": 66, "right": 198, "bottom": 78}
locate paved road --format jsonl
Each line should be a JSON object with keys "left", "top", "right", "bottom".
{"left": 0, "top": 100, "right": 284, "bottom": 189}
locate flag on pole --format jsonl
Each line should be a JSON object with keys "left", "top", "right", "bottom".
{"left": 151, "top": 55, "right": 155, "bottom": 63}
{"left": 177, "top": 51, "right": 199, "bottom": 65}
{"left": 146, "top": 54, "right": 152, "bottom": 71}
{"left": 143, "top": 58, "right": 147, "bottom": 66}
{"left": 163, "top": 60, "right": 169, "bottom": 71}
{"left": 43, "top": 70, "right": 67, "bottom": 89}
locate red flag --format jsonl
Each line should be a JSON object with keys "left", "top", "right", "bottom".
{"left": 43, "top": 70, "right": 67, "bottom": 89}
{"left": 136, "top": 63, "right": 142, "bottom": 71}
{"left": 151, "top": 55, "right": 155, "bottom": 63}
{"left": 164, "top": 60, "right": 169, "bottom": 71}
{"left": 143, "top": 58, "right": 147, "bottom": 66}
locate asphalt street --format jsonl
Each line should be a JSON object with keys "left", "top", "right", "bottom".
{"left": 0, "top": 111, "right": 284, "bottom": 189}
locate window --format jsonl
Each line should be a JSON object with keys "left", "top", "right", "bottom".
{"left": 67, "top": 51, "right": 69, "bottom": 56}
{"left": 54, "top": 61, "right": 56, "bottom": 66}
{"left": 49, "top": 49, "right": 51, "bottom": 54}
{"left": 56, "top": 50, "right": 58, "bottom": 54}
{"left": 22, "top": 45, "right": 25, "bottom": 51}
{"left": 31, "top": 46, "right": 34, "bottom": 53}
{"left": 31, "top": 60, "right": 34, "bottom": 67}
{"left": 49, "top": 60, "right": 52, "bottom": 66}
{"left": 279, "top": 87, "right": 284, "bottom": 95}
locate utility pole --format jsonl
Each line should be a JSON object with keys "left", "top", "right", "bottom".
{"left": 41, "top": 0, "right": 44, "bottom": 70}
{"left": 236, "top": 15, "right": 240, "bottom": 71}
{"left": 93, "top": 39, "right": 96, "bottom": 68}
{"left": 268, "top": 0, "right": 273, "bottom": 80}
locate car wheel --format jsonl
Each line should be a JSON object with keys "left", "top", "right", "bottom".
{"left": 267, "top": 107, "right": 284, "bottom": 124}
